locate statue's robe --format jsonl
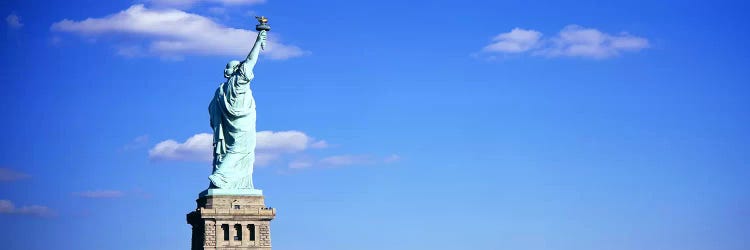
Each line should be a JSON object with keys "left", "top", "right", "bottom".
{"left": 208, "top": 61, "right": 256, "bottom": 189}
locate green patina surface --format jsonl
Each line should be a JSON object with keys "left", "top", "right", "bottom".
{"left": 202, "top": 19, "right": 269, "bottom": 197}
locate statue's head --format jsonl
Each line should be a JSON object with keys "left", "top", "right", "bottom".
{"left": 224, "top": 60, "right": 241, "bottom": 78}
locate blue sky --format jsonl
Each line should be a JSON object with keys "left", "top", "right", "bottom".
{"left": 1, "top": 0, "right": 749, "bottom": 249}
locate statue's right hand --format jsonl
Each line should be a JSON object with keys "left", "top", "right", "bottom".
{"left": 258, "top": 31, "right": 267, "bottom": 50}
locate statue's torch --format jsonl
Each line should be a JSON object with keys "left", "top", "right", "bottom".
{"left": 255, "top": 16, "right": 270, "bottom": 50}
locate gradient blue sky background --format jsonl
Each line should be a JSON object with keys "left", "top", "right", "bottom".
{"left": 1, "top": 0, "right": 749, "bottom": 249}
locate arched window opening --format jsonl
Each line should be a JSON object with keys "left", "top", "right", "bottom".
{"left": 234, "top": 224, "right": 243, "bottom": 241}
{"left": 248, "top": 224, "right": 256, "bottom": 241}
{"left": 221, "top": 224, "right": 229, "bottom": 241}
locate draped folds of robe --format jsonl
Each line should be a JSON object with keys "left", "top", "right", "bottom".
{"left": 208, "top": 61, "right": 256, "bottom": 189}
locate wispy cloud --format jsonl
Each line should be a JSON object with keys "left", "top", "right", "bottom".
{"left": 480, "top": 25, "right": 649, "bottom": 59}
{"left": 288, "top": 158, "right": 314, "bottom": 169}
{"left": 0, "top": 200, "right": 56, "bottom": 218}
{"left": 288, "top": 154, "right": 401, "bottom": 169}
{"left": 0, "top": 168, "right": 30, "bottom": 182}
{"left": 383, "top": 154, "right": 401, "bottom": 163}
{"left": 5, "top": 13, "right": 22, "bottom": 29}
{"left": 149, "top": 130, "right": 327, "bottom": 166}
{"left": 51, "top": 4, "right": 306, "bottom": 60}
{"left": 121, "top": 135, "right": 150, "bottom": 151}
{"left": 147, "top": 0, "right": 265, "bottom": 9}
{"left": 72, "top": 190, "right": 126, "bottom": 199}
{"left": 309, "top": 140, "right": 329, "bottom": 149}
{"left": 319, "top": 155, "right": 374, "bottom": 166}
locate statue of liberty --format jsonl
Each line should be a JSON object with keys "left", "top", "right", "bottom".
{"left": 204, "top": 17, "right": 270, "bottom": 196}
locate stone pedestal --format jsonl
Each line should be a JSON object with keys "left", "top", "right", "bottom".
{"left": 187, "top": 195, "right": 276, "bottom": 250}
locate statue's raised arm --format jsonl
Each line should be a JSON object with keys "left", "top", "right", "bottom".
{"left": 243, "top": 16, "right": 271, "bottom": 72}
{"left": 243, "top": 30, "right": 267, "bottom": 72}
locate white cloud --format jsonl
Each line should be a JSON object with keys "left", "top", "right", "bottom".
{"left": 540, "top": 25, "right": 649, "bottom": 58}
{"left": 72, "top": 190, "right": 126, "bottom": 199}
{"left": 6, "top": 13, "right": 22, "bottom": 29}
{"left": 0, "top": 168, "right": 30, "bottom": 182}
{"left": 148, "top": 0, "right": 265, "bottom": 9}
{"left": 149, "top": 133, "right": 213, "bottom": 162}
{"left": 0, "top": 200, "right": 56, "bottom": 218}
{"left": 482, "top": 28, "right": 541, "bottom": 53}
{"left": 257, "top": 130, "right": 312, "bottom": 152}
{"left": 255, "top": 130, "right": 324, "bottom": 165}
{"left": 481, "top": 25, "right": 649, "bottom": 59}
{"left": 149, "top": 130, "right": 326, "bottom": 166}
{"left": 51, "top": 4, "right": 306, "bottom": 59}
